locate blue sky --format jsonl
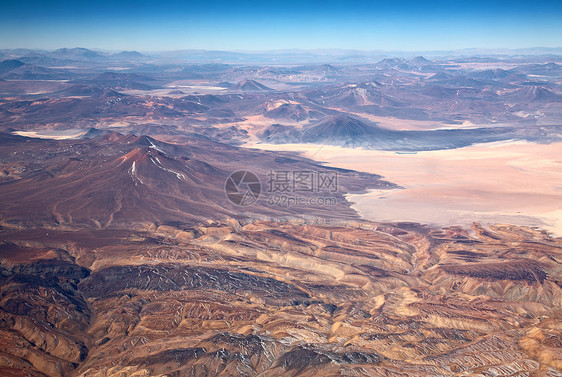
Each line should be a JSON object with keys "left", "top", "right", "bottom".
{"left": 1, "top": 0, "right": 561, "bottom": 51}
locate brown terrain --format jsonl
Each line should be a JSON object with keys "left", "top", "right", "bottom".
{"left": 0, "top": 49, "right": 561, "bottom": 376}
{"left": 0, "top": 132, "right": 393, "bottom": 230}
{"left": 0, "top": 220, "right": 561, "bottom": 376}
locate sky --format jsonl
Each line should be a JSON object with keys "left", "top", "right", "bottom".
{"left": 1, "top": 0, "right": 561, "bottom": 51}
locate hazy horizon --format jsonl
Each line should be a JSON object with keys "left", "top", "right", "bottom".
{"left": 3, "top": 46, "right": 562, "bottom": 54}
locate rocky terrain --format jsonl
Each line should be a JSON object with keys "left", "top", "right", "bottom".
{"left": 0, "top": 49, "right": 561, "bottom": 376}
{"left": 0, "top": 132, "right": 393, "bottom": 229}
{"left": 0, "top": 220, "right": 561, "bottom": 376}
{"left": 1, "top": 49, "right": 562, "bottom": 149}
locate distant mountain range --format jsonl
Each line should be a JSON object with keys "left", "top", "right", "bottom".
{"left": 0, "top": 47, "right": 152, "bottom": 65}
{"left": 1, "top": 48, "right": 561, "bottom": 150}
{"left": 2, "top": 47, "right": 562, "bottom": 64}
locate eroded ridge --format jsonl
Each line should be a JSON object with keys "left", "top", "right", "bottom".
{"left": 0, "top": 220, "right": 560, "bottom": 376}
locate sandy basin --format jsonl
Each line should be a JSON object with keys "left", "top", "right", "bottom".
{"left": 247, "top": 140, "right": 562, "bottom": 236}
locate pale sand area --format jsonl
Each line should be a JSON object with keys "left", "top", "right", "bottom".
{"left": 121, "top": 87, "right": 227, "bottom": 97}
{"left": 246, "top": 140, "right": 562, "bottom": 236}
{"left": 327, "top": 108, "right": 485, "bottom": 131}
{"left": 13, "top": 129, "right": 88, "bottom": 140}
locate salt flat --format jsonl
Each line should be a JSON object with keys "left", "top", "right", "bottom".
{"left": 248, "top": 140, "right": 562, "bottom": 236}
{"left": 13, "top": 128, "right": 88, "bottom": 139}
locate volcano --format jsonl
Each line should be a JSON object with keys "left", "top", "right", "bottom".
{"left": 231, "top": 79, "right": 272, "bottom": 92}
